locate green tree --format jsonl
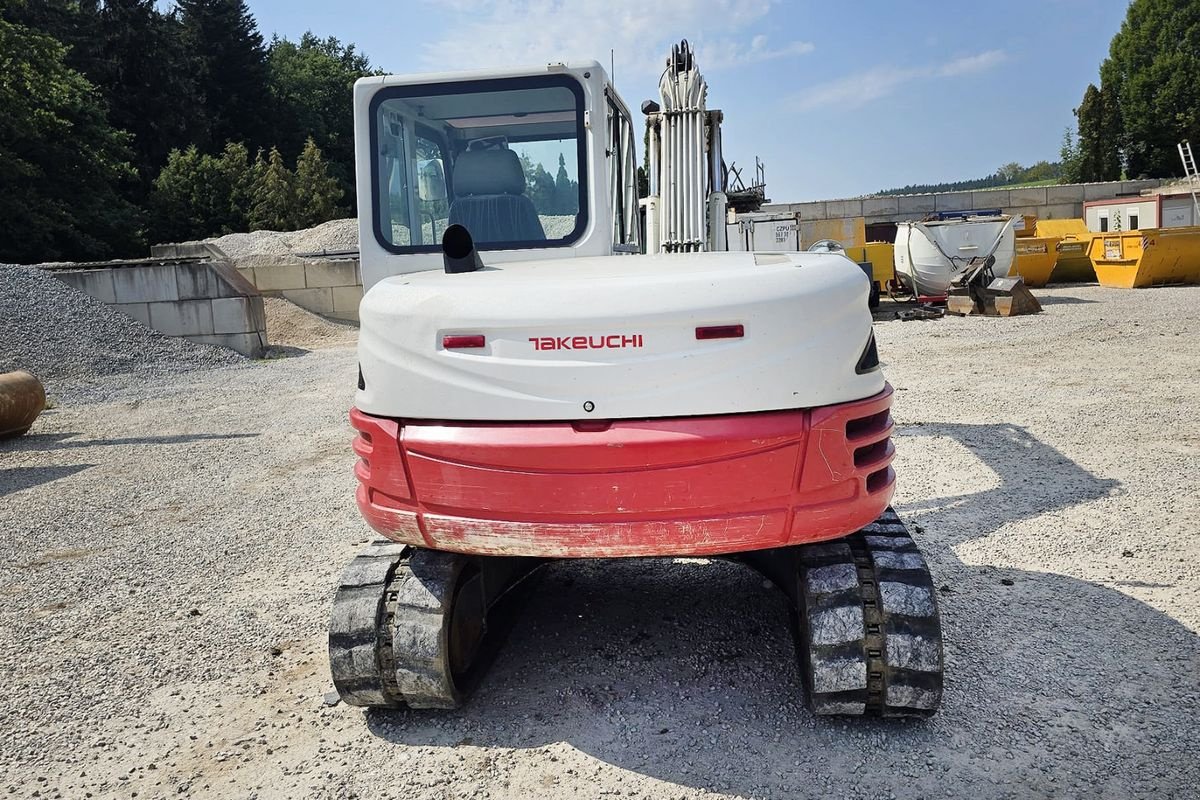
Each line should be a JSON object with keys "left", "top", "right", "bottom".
{"left": 249, "top": 147, "right": 296, "bottom": 231}
{"left": 267, "top": 32, "right": 375, "bottom": 207}
{"left": 1075, "top": 83, "right": 1122, "bottom": 181}
{"left": 0, "top": 16, "right": 141, "bottom": 262}
{"left": 527, "top": 164, "right": 556, "bottom": 213}
{"left": 89, "top": 0, "right": 197, "bottom": 194}
{"left": 178, "top": 0, "right": 272, "bottom": 152}
{"left": 150, "top": 142, "right": 255, "bottom": 242}
{"left": 995, "top": 162, "right": 1023, "bottom": 183}
{"left": 1059, "top": 127, "right": 1083, "bottom": 183}
{"left": 553, "top": 153, "right": 577, "bottom": 214}
{"left": 293, "top": 137, "right": 344, "bottom": 228}
{"left": 1095, "top": 0, "right": 1200, "bottom": 177}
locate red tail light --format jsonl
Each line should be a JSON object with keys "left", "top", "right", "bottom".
{"left": 443, "top": 334, "right": 486, "bottom": 349}
{"left": 695, "top": 324, "right": 744, "bottom": 340}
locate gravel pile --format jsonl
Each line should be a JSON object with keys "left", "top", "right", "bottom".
{"left": 264, "top": 296, "right": 357, "bottom": 350}
{"left": 0, "top": 265, "right": 242, "bottom": 400}
{"left": 1, "top": 283, "right": 1197, "bottom": 799}
{"left": 201, "top": 219, "right": 359, "bottom": 269}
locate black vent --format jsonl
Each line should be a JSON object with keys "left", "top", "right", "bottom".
{"left": 856, "top": 331, "right": 880, "bottom": 374}
{"left": 357, "top": 365, "right": 365, "bottom": 390}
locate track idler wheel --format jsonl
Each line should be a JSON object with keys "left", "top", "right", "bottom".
{"left": 796, "top": 508, "right": 944, "bottom": 717}
{"left": 328, "top": 540, "right": 539, "bottom": 709}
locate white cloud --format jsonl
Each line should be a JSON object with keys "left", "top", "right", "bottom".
{"left": 790, "top": 49, "right": 1007, "bottom": 112}
{"left": 418, "top": 0, "right": 813, "bottom": 79}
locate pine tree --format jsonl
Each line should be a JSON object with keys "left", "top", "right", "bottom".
{"left": 267, "top": 32, "right": 376, "bottom": 208}
{"left": 553, "top": 153, "right": 576, "bottom": 214}
{"left": 1075, "top": 84, "right": 1122, "bottom": 182}
{"left": 178, "top": 0, "right": 272, "bottom": 152}
{"left": 249, "top": 147, "right": 297, "bottom": 231}
{"left": 0, "top": 15, "right": 142, "bottom": 262}
{"left": 294, "top": 137, "right": 344, "bottom": 228}
{"left": 90, "top": 0, "right": 198, "bottom": 193}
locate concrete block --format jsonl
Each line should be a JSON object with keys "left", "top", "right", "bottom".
{"left": 897, "top": 194, "right": 936, "bottom": 215}
{"left": 151, "top": 242, "right": 211, "bottom": 259}
{"left": 862, "top": 196, "right": 899, "bottom": 218}
{"left": 305, "top": 259, "right": 359, "bottom": 288}
{"left": 253, "top": 262, "right": 307, "bottom": 291}
{"left": 1039, "top": 203, "right": 1081, "bottom": 220}
{"left": 113, "top": 265, "right": 179, "bottom": 303}
{"left": 54, "top": 270, "right": 117, "bottom": 304}
{"left": 1084, "top": 182, "right": 1127, "bottom": 201}
{"left": 825, "top": 199, "right": 864, "bottom": 219}
{"left": 113, "top": 302, "right": 151, "bottom": 326}
{"left": 794, "top": 201, "right": 828, "bottom": 220}
{"left": 970, "top": 189, "right": 1009, "bottom": 210}
{"left": 237, "top": 267, "right": 257, "bottom": 286}
{"left": 354, "top": 260, "right": 362, "bottom": 285}
{"left": 211, "top": 261, "right": 260, "bottom": 299}
{"left": 282, "top": 287, "right": 335, "bottom": 314}
{"left": 189, "top": 332, "right": 265, "bottom": 358}
{"left": 247, "top": 295, "right": 266, "bottom": 335}
{"left": 1122, "top": 179, "right": 1162, "bottom": 195}
{"left": 934, "top": 192, "right": 973, "bottom": 212}
{"left": 332, "top": 285, "right": 364, "bottom": 321}
{"left": 1006, "top": 206, "right": 1040, "bottom": 219}
{"left": 175, "top": 262, "right": 214, "bottom": 300}
{"left": 212, "top": 297, "right": 255, "bottom": 335}
{"left": 1008, "top": 187, "right": 1048, "bottom": 206}
{"left": 148, "top": 299, "right": 214, "bottom": 336}
{"left": 1046, "top": 184, "right": 1085, "bottom": 203}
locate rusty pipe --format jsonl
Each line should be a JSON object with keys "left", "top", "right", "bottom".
{"left": 0, "top": 371, "right": 47, "bottom": 439}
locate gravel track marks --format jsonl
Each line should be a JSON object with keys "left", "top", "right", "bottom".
{"left": 1, "top": 283, "right": 1197, "bottom": 799}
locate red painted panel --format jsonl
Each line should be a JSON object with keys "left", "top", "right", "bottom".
{"left": 348, "top": 384, "right": 896, "bottom": 558}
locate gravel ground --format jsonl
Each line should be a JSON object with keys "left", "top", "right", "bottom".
{"left": 0, "top": 265, "right": 243, "bottom": 404}
{"left": 1, "top": 283, "right": 1198, "bottom": 799}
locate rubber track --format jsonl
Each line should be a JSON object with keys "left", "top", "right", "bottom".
{"left": 798, "top": 507, "right": 944, "bottom": 717}
{"left": 328, "top": 543, "right": 469, "bottom": 709}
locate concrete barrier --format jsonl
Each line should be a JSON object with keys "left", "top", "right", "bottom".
{"left": 763, "top": 178, "right": 1167, "bottom": 226}
{"left": 48, "top": 244, "right": 267, "bottom": 357}
{"left": 236, "top": 256, "right": 362, "bottom": 322}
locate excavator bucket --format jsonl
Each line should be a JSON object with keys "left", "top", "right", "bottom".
{"left": 947, "top": 275, "right": 1042, "bottom": 317}
{"left": 986, "top": 276, "right": 1042, "bottom": 316}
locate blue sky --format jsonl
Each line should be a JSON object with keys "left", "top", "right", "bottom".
{"left": 239, "top": 0, "right": 1131, "bottom": 201}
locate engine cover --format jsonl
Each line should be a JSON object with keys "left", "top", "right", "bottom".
{"left": 356, "top": 251, "right": 882, "bottom": 421}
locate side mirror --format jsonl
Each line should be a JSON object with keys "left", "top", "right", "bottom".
{"left": 418, "top": 158, "right": 447, "bottom": 202}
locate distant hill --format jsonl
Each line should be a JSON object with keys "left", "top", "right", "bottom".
{"left": 877, "top": 161, "right": 1064, "bottom": 196}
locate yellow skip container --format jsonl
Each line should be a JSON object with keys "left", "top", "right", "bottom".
{"left": 1013, "top": 237, "right": 1061, "bottom": 287}
{"left": 1088, "top": 226, "right": 1200, "bottom": 288}
{"left": 1037, "top": 219, "right": 1097, "bottom": 282}
{"left": 844, "top": 242, "right": 895, "bottom": 294}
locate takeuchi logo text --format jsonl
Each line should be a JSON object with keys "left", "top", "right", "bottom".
{"left": 529, "top": 334, "right": 645, "bottom": 351}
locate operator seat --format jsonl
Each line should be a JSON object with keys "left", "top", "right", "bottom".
{"left": 449, "top": 148, "right": 546, "bottom": 243}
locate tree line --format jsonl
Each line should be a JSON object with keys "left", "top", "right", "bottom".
{"left": 1, "top": 0, "right": 378, "bottom": 264}
{"left": 878, "top": 161, "right": 1064, "bottom": 196}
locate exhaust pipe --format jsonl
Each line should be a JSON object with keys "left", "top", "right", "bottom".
{"left": 442, "top": 224, "right": 483, "bottom": 274}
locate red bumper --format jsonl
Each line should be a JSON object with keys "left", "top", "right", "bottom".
{"left": 350, "top": 386, "right": 896, "bottom": 558}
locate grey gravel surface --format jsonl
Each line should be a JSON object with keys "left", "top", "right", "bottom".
{"left": 1, "top": 283, "right": 1197, "bottom": 799}
{"left": 0, "top": 265, "right": 243, "bottom": 403}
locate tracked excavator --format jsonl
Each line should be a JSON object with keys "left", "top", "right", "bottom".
{"left": 328, "top": 42, "right": 944, "bottom": 717}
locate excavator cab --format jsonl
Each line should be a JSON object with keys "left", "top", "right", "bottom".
{"left": 356, "top": 64, "right": 640, "bottom": 288}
